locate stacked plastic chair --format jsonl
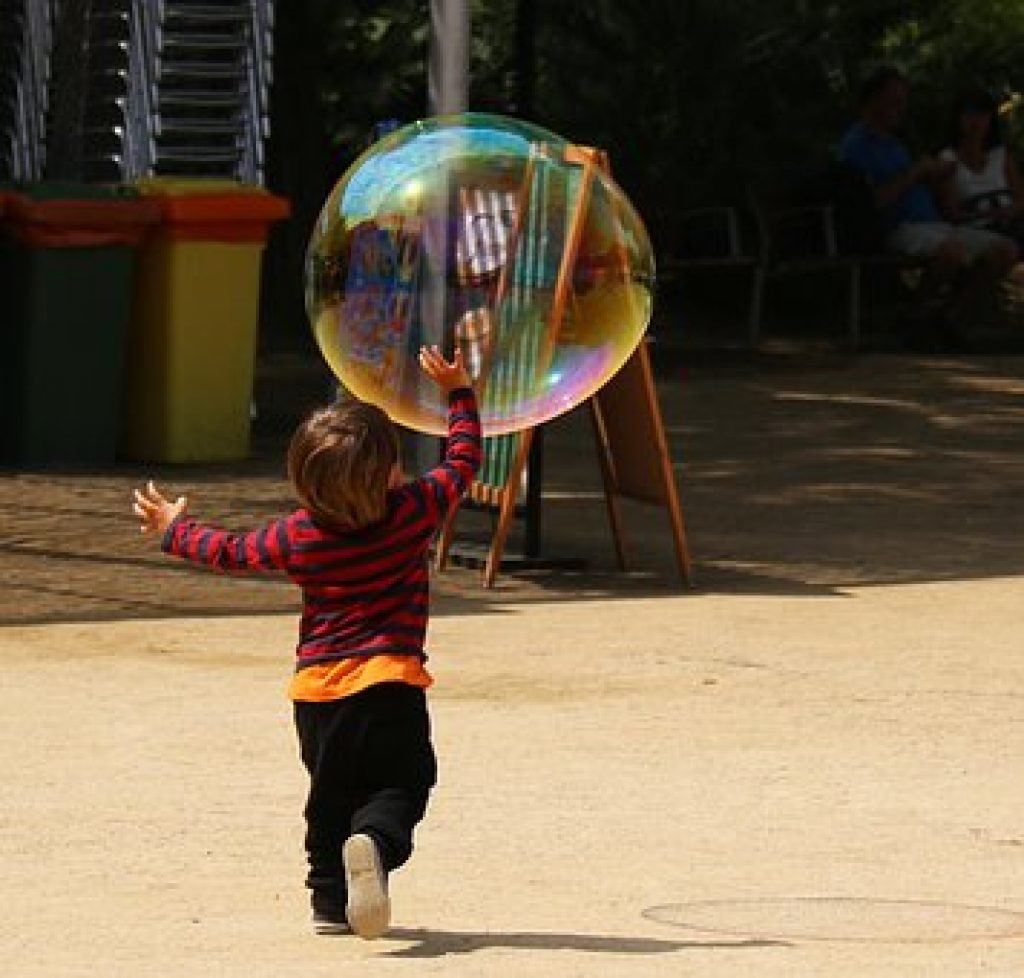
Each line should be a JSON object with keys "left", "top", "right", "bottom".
{"left": 239, "top": 0, "right": 273, "bottom": 183}
{"left": 81, "top": 0, "right": 134, "bottom": 180}
{"left": 0, "top": 0, "right": 52, "bottom": 180}
{"left": 129, "top": 0, "right": 273, "bottom": 182}
{"left": 42, "top": 0, "right": 273, "bottom": 183}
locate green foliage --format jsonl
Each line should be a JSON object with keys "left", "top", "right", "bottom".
{"left": 530, "top": 0, "right": 853, "bottom": 231}
{"left": 313, "top": 0, "right": 431, "bottom": 168}
{"left": 271, "top": 0, "right": 1024, "bottom": 274}
{"left": 872, "top": 0, "right": 1024, "bottom": 153}
{"left": 511, "top": 0, "right": 1024, "bottom": 236}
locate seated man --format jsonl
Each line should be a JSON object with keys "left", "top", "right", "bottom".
{"left": 840, "top": 66, "right": 1017, "bottom": 342}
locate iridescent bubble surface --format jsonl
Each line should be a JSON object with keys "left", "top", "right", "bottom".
{"left": 306, "top": 113, "right": 654, "bottom": 436}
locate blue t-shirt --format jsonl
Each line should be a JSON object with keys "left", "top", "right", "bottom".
{"left": 839, "top": 122, "right": 938, "bottom": 229}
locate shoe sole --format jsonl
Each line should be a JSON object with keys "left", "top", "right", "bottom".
{"left": 343, "top": 834, "right": 390, "bottom": 939}
{"left": 313, "top": 917, "right": 351, "bottom": 936}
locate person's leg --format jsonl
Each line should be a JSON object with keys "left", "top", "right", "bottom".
{"left": 996, "top": 223, "right": 1024, "bottom": 298}
{"left": 349, "top": 683, "right": 437, "bottom": 870}
{"left": 887, "top": 221, "right": 962, "bottom": 261}
{"left": 888, "top": 223, "right": 974, "bottom": 346}
{"left": 341, "top": 683, "right": 437, "bottom": 938}
{"left": 887, "top": 221, "right": 965, "bottom": 299}
{"left": 954, "top": 225, "right": 1018, "bottom": 275}
{"left": 921, "top": 238, "right": 967, "bottom": 314}
{"left": 941, "top": 226, "right": 1019, "bottom": 326}
{"left": 350, "top": 783, "right": 433, "bottom": 872}
{"left": 888, "top": 222, "right": 966, "bottom": 294}
{"left": 294, "top": 700, "right": 358, "bottom": 924}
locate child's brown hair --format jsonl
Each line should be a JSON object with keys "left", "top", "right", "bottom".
{"left": 287, "top": 400, "right": 400, "bottom": 531}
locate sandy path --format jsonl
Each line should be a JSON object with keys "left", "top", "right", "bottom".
{"left": 2, "top": 578, "right": 1023, "bottom": 977}
{"left": 4, "top": 353, "right": 1024, "bottom": 974}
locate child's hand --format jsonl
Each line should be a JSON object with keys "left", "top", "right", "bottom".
{"left": 419, "top": 345, "right": 472, "bottom": 393}
{"left": 133, "top": 480, "right": 188, "bottom": 536}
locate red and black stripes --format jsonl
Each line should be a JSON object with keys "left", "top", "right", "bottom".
{"left": 162, "top": 389, "right": 481, "bottom": 670}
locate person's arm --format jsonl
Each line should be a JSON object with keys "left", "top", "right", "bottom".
{"left": 934, "top": 149, "right": 965, "bottom": 222}
{"left": 873, "top": 155, "right": 953, "bottom": 209}
{"left": 842, "top": 135, "right": 947, "bottom": 210}
{"left": 871, "top": 165, "right": 919, "bottom": 208}
{"left": 1003, "top": 151, "right": 1024, "bottom": 218}
{"left": 133, "top": 481, "right": 292, "bottom": 573}
{"left": 415, "top": 346, "right": 483, "bottom": 521}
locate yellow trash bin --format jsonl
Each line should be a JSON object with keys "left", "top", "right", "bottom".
{"left": 121, "top": 179, "right": 290, "bottom": 462}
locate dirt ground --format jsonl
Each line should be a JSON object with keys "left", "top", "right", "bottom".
{"left": 2, "top": 350, "right": 1024, "bottom": 976}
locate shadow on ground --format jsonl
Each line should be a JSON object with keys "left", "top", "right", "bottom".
{"left": 665, "top": 352, "right": 1024, "bottom": 589}
{"left": 1, "top": 349, "right": 1023, "bottom": 625}
{"left": 368, "top": 926, "right": 785, "bottom": 958}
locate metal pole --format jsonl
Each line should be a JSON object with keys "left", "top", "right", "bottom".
{"left": 515, "top": 0, "right": 542, "bottom": 556}
{"left": 428, "top": 0, "right": 469, "bottom": 116}
{"left": 410, "top": 0, "right": 470, "bottom": 478}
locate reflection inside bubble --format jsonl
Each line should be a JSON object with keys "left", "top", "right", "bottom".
{"left": 306, "top": 113, "right": 654, "bottom": 436}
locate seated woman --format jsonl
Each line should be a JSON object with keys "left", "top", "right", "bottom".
{"left": 938, "top": 87, "right": 1024, "bottom": 249}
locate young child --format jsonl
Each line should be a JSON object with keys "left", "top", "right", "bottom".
{"left": 133, "top": 346, "right": 481, "bottom": 939}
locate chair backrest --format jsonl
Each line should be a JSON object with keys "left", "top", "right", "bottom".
{"left": 743, "top": 182, "right": 774, "bottom": 261}
{"left": 827, "top": 160, "right": 887, "bottom": 256}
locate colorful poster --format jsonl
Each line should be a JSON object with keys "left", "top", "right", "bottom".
{"left": 342, "top": 219, "right": 422, "bottom": 392}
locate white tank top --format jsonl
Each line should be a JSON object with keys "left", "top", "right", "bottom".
{"left": 939, "top": 145, "right": 1013, "bottom": 215}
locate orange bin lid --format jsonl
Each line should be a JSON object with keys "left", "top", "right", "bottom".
{"left": 136, "top": 179, "right": 291, "bottom": 241}
{"left": 2, "top": 193, "right": 161, "bottom": 247}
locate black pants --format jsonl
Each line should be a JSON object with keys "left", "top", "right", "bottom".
{"left": 294, "top": 682, "right": 436, "bottom": 910}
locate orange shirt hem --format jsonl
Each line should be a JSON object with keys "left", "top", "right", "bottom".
{"left": 288, "top": 654, "right": 433, "bottom": 702}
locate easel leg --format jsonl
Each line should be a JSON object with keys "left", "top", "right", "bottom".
{"left": 588, "top": 397, "right": 628, "bottom": 570}
{"left": 434, "top": 502, "right": 460, "bottom": 572}
{"left": 665, "top": 478, "right": 695, "bottom": 587}
{"left": 482, "top": 428, "right": 534, "bottom": 588}
{"left": 638, "top": 341, "right": 694, "bottom": 587}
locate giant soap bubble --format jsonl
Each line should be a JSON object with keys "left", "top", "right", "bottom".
{"left": 306, "top": 113, "right": 654, "bottom": 436}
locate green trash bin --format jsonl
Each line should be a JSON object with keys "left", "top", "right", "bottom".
{"left": 0, "top": 184, "right": 158, "bottom": 466}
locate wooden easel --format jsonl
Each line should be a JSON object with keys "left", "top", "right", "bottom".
{"left": 589, "top": 338, "right": 693, "bottom": 585}
{"left": 436, "top": 145, "right": 693, "bottom": 588}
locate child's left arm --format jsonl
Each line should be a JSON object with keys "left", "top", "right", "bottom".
{"left": 133, "top": 481, "right": 292, "bottom": 574}
{"left": 415, "top": 346, "right": 483, "bottom": 522}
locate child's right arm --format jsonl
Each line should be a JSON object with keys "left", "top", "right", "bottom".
{"left": 133, "top": 481, "right": 292, "bottom": 574}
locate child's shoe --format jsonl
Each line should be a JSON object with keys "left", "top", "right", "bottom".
{"left": 343, "top": 834, "right": 390, "bottom": 939}
{"left": 311, "top": 909, "right": 351, "bottom": 936}
{"left": 311, "top": 894, "right": 351, "bottom": 935}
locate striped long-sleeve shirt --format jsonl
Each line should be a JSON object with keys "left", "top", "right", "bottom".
{"left": 162, "top": 388, "right": 482, "bottom": 702}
